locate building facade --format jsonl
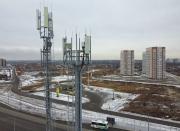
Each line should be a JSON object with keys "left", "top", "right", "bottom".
{"left": 120, "top": 50, "right": 134, "bottom": 76}
{"left": 144, "top": 47, "right": 166, "bottom": 80}
{"left": 0, "top": 59, "right": 6, "bottom": 67}
{"left": 142, "top": 52, "right": 146, "bottom": 74}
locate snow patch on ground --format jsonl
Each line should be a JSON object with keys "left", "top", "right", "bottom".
{"left": 19, "top": 72, "right": 42, "bottom": 87}
{"left": 0, "top": 80, "right": 10, "bottom": 83}
{"left": 102, "top": 94, "right": 138, "bottom": 111}
{"left": 20, "top": 73, "right": 74, "bottom": 87}
{"left": 32, "top": 91, "right": 89, "bottom": 104}
{"left": 0, "top": 69, "right": 12, "bottom": 77}
{"left": 85, "top": 85, "right": 139, "bottom": 112}
{"left": 0, "top": 88, "right": 179, "bottom": 131}
{"left": 51, "top": 75, "right": 74, "bottom": 83}
{"left": 87, "top": 69, "right": 100, "bottom": 73}
{"left": 0, "top": 67, "right": 13, "bottom": 82}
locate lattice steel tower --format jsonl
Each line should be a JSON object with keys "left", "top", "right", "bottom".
{"left": 36, "top": 6, "right": 54, "bottom": 131}
{"left": 63, "top": 34, "right": 91, "bottom": 131}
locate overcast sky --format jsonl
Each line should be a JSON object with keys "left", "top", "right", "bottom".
{"left": 0, "top": 0, "right": 180, "bottom": 60}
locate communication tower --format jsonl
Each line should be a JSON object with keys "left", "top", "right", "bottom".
{"left": 36, "top": 6, "right": 54, "bottom": 131}
{"left": 63, "top": 34, "right": 91, "bottom": 131}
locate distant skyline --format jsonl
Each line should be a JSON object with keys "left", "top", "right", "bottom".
{"left": 0, "top": 0, "right": 180, "bottom": 60}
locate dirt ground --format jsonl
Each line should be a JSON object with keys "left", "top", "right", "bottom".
{"left": 20, "top": 66, "right": 180, "bottom": 121}
{"left": 83, "top": 67, "right": 180, "bottom": 121}
{"left": 166, "top": 63, "right": 180, "bottom": 76}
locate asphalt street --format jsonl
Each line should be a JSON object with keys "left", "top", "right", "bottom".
{"left": 0, "top": 103, "right": 126, "bottom": 131}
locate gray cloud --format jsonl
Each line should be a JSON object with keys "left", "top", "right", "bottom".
{"left": 0, "top": 0, "right": 180, "bottom": 60}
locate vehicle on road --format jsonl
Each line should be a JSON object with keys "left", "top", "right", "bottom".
{"left": 91, "top": 120, "right": 109, "bottom": 130}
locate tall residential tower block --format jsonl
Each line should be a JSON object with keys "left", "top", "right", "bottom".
{"left": 120, "top": 50, "right": 134, "bottom": 76}
{"left": 143, "top": 47, "right": 166, "bottom": 80}
{"left": 0, "top": 59, "right": 6, "bottom": 67}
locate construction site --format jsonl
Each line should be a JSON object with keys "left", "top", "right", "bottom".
{"left": 0, "top": 60, "right": 180, "bottom": 131}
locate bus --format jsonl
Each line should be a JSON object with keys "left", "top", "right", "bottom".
{"left": 91, "top": 120, "right": 109, "bottom": 130}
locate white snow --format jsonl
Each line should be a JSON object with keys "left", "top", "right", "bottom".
{"left": 32, "top": 91, "right": 89, "bottom": 103}
{"left": 0, "top": 87, "right": 179, "bottom": 131}
{"left": 0, "top": 69, "right": 12, "bottom": 77}
{"left": 0, "top": 67, "right": 13, "bottom": 82}
{"left": 84, "top": 85, "right": 139, "bottom": 112}
{"left": 0, "top": 80, "right": 9, "bottom": 83}
{"left": 86, "top": 69, "right": 100, "bottom": 73}
{"left": 102, "top": 94, "right": 138, "bottom": 111}
{"left": 20, "top": 73, "right": 74, "bottom": 89}
{"left": 20, "top": 74, "right": 74, "bottom": 87}
{"left": 19, "top": 72, "right": 43, "bottom": 87}
{"left": 51, "top": 75, "right": 74, "bottom": 82}
{"left": 1, "top": 72, "right": 179, "bottom": 131}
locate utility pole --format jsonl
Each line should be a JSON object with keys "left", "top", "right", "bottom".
{"left": 63, "top": 34, "right": 91, "bottom": 131}
{"left": 36, "top": 6, "right": 54, "bottom": 131}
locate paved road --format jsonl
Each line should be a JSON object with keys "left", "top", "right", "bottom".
{"left": 0, "top": 105, "right": 66, "bottom": 131}
{"left": 11, "top": 77, "right": 180, "bottom": 128}
{"left": 0, "top": 113, "right": 45, "bottom": 131}
{"left": 0, "top": 103, "right": 126, "bottom": 131}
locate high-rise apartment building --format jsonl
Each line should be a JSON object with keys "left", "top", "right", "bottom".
{"left": 144, "top": 47, "right": 166, "bottom": 80}
{"left": 0, "top": 59, "right": 6, "bottom": 67}
{"left": 120, "top": 50, "right": 134, "bottom": 75}
{"left": 142, "top": 52, "right": 146, "bottom": 74}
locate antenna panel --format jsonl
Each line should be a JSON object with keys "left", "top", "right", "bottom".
{"left": 49, "top": 12, "right": 53, "bottom": 20}
{"left": 62, "top": 38, "right": 67, "bottom": 55}
{"left": 36, "top": 9, "right": 41, "bottom": 30}
{"left": 48, "top": 12, "right": 53, "bottom": 30}
{"left": 85, "top": 35, "right": 91, "bottom": 54}
{"left": 44, "top": 7, "right": 49, "bottom": 27}
{"left": 62, "top": 38, "right": 72, "bottom": 55}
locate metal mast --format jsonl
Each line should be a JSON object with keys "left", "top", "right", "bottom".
{"left": 63, "top": 34, "right": 91, "bottom": 131}
{"left": 36, "top": 7, "right": 54, "bottom": 131}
